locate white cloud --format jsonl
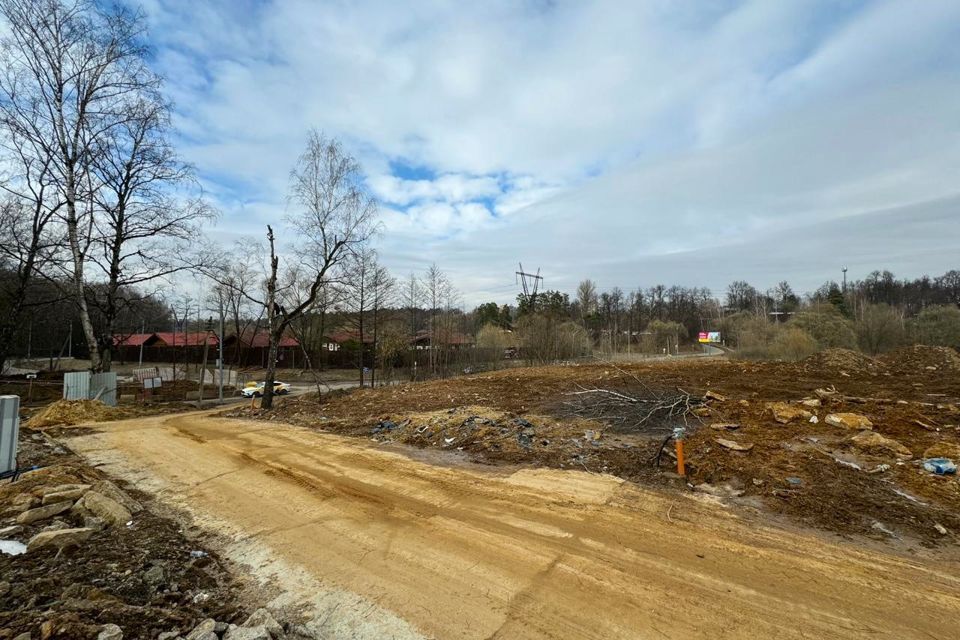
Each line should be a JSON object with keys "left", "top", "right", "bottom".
{"left": 140, "top": 0, "right": 960, "bottom": 305}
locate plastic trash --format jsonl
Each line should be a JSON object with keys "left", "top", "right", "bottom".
{"left": 922, "top": 458, "right": 957, "bottom": 475}
{"left": 0, "top": 540, "right": 27, "bottom": 556}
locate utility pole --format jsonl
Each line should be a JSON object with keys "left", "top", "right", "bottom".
{"left": 516, "top": 263, "right": 544, "bottom": 309}
{"left": 218, "top": 297, "right": 225, "bottom": 402}
{"left": 198, "top": 317, "right": 213, "bottom": 406}
{"left": 842, "top": 266, "right": 848, "bottom": 294}
{"left": 138, "top": 319, "right": 145, "bottom": 366}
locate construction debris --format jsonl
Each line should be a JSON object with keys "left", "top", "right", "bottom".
{"left": 825, "top": 413, "right": 874, "bottom": 430}
{"left": 848, "top": 431, "right": 912, "bottom": 460}
{"left": 710, "top": 423, "right": 740, "bottom": 430}
{"left": 715, "top": 438, "right": 754, "bottom": 452}
{"left": 767, "top": 402, "right": 813, "bottom": 424}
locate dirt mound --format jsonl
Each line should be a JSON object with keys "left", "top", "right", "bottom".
{"left": 803, "top": 348, "right": 881, "bottom": 372}
{"left": 879, "top": 345, "right": 960, "bottom": 373}
{"left": 29, "top": 399, "right": 130, "bottom": 428}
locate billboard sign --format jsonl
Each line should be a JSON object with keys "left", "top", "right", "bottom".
{"left": 698, "top": 331, "right": 721, "bottom": 344}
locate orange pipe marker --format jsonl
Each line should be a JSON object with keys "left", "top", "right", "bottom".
{"left": 676, "top": 439, "right": 686, "bottom": 476}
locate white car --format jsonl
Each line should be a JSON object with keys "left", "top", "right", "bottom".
{"left": 240, "top": 381, "right": 291, "bottom": 398}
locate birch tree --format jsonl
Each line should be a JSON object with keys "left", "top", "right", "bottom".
{"left": 0, "top": 0, "right": 161, "bottom": 371}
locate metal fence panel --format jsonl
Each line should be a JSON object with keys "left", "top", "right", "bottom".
{"left": 89, "top": 372, "right": 118, "bottom": 407}
{"left": 63, "top": 371, "right": 90, "bottom": 401}
{"left": 0, "top": 395, "right": 20, "bottom": 474}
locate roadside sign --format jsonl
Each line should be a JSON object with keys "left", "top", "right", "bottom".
{"left": 25, "top": 373, "right": 37, "bottom": 379}
{"left": 698, "top": 331, "right": 721, "bottom": 344}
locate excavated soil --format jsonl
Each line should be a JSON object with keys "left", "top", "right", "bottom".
{"left": 27, "top": 399, "right": 195, "bottom": 429}
{"left": 231, "top": 347, "right": 960, "bottom": 544}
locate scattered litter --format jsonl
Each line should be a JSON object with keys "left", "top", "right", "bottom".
{"left": 834, "top": 458, "right": 862, "bottom": 471}
{"left": 372, "top": 419, "right": 398, "bottom": 434}
{"left": 814, "top": 386, "right": 839, "bottom": 399}
{"left": 935, "top": 523, "right": 948, "bottom": 535}
{"left": 785, "top": 477, "right": 803, "bottom": 485}
{"left": 715, "top": 438, "right": 754, "bottom": 452}
{"left": 443, "top": 437, "right": 456, "bottom": 445}
{"left": 0, "top": 540, "right": 27, "bottom": 556}
{"left": 922, "top": 458, "right": 957, "bottom": 475}
{"left": 694, "top": 482, "right": 744, "bottom": 498}
{"left": 871, "top": 521, "right": 899, "bottom": 538}
{"left": 709, "top": 423, "right": 740, "bottom": 430}
{"left": 889, "top": 487, "right": 926, "bottom": 505}
{"left": 809, "top": 415, "right": 819, "bottom": 424}
{"left": 584, "top": 429, "right": 601, "bottom": 442}
{"left": 868, "top": 464, "right": 891, "bottom": 474}
{"left": 704, "top": 390, "right": 726, "bottom": 402}
{"left": 189, "top": 550, "right": 208, "bottom": 558}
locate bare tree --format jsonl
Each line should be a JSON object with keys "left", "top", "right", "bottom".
{"left": 223, "top": 132, "right": 376, "bottom": 409}
{"left": 369, "top": 260, "right": 395, "bottom": 386}
{"left": 344, "top": 247, "right": 374, "bottom": 387}
{"left": 87, "top": 93, "right": 214, "bottom": 370}
{"left": 576, "top": 279, "right": 597, "bottom": 322}
{"left": 0, "top": 0, "right": 160, "bottom": 371}
{"left": 402, "top": 272, "right": 423, "bottom": 337}
{"left": 423, "top": 263, "right": 450, "bottom": 376}
{"left": 0, "top": 192, "right": 62, "bottom": 370}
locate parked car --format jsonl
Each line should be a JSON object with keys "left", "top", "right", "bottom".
{"left": 240, "top": 381, "right": 291, "bottom": 398}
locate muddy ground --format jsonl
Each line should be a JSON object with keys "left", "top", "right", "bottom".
{"left": 229, "top": 346, "right": 960, "bottom": 546}
{"left": 0, "top": 429, "right": 250, "bottom": 639}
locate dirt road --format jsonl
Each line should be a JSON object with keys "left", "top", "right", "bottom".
{"left": 63, "top": 412, "right": 960, "bottom": 639}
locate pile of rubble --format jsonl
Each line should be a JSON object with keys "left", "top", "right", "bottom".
{"left": 0, "top": 442, "right": 257, "bottom": 639}
{"left": 155, "top": 609, "right": 317, "bottom": 640}
{"left": 370, "top": 405, "right": 599, "bottom": 457}
{"left": 685, "top": 387, "right": 960, "bottom": 542}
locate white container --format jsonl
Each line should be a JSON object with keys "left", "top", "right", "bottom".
{"left": 0, "top": 395, "right": 20, "bottom": 474}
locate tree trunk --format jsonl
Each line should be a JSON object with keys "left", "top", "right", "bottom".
{"left": 261, "top": 226, "right": 280, "bottom": 410}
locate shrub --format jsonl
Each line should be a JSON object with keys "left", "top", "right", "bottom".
{"left": 789, "top": 304, "right": 856, "bottom": 349}
{"left": 770, "top": 327, "right": 819, "bottom": 361}
{"left": 911, "top": 305, "right": 960, "bottom": 347}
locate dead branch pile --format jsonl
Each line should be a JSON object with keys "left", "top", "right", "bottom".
{"left": 561, "top": 382, "right": 706, "bottom": 435}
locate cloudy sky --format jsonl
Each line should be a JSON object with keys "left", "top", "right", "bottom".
{"left": 142, "top": 0, "right": 960, "bottom": 305}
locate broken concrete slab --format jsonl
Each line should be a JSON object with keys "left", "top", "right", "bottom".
{"left": 76, "top": 491, "right": 132, "bottom": 527}
{"left": 767, "top": 402, "right": 813, "bottom": 424}
{"left": 16, "top": 500, "right": 74, "bottom": 525}
{"left": 26, "top": 527, "right": 94, "bottom": 553}
{"left": 42, "top": 485, "right": 92, "bottom": 505}
{"left": 825, "top": 413, "right": 873, "bottom": 430}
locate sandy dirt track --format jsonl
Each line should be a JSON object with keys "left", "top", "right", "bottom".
{"left": 63, "top": 411, "right": 960, "bottom": 639}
